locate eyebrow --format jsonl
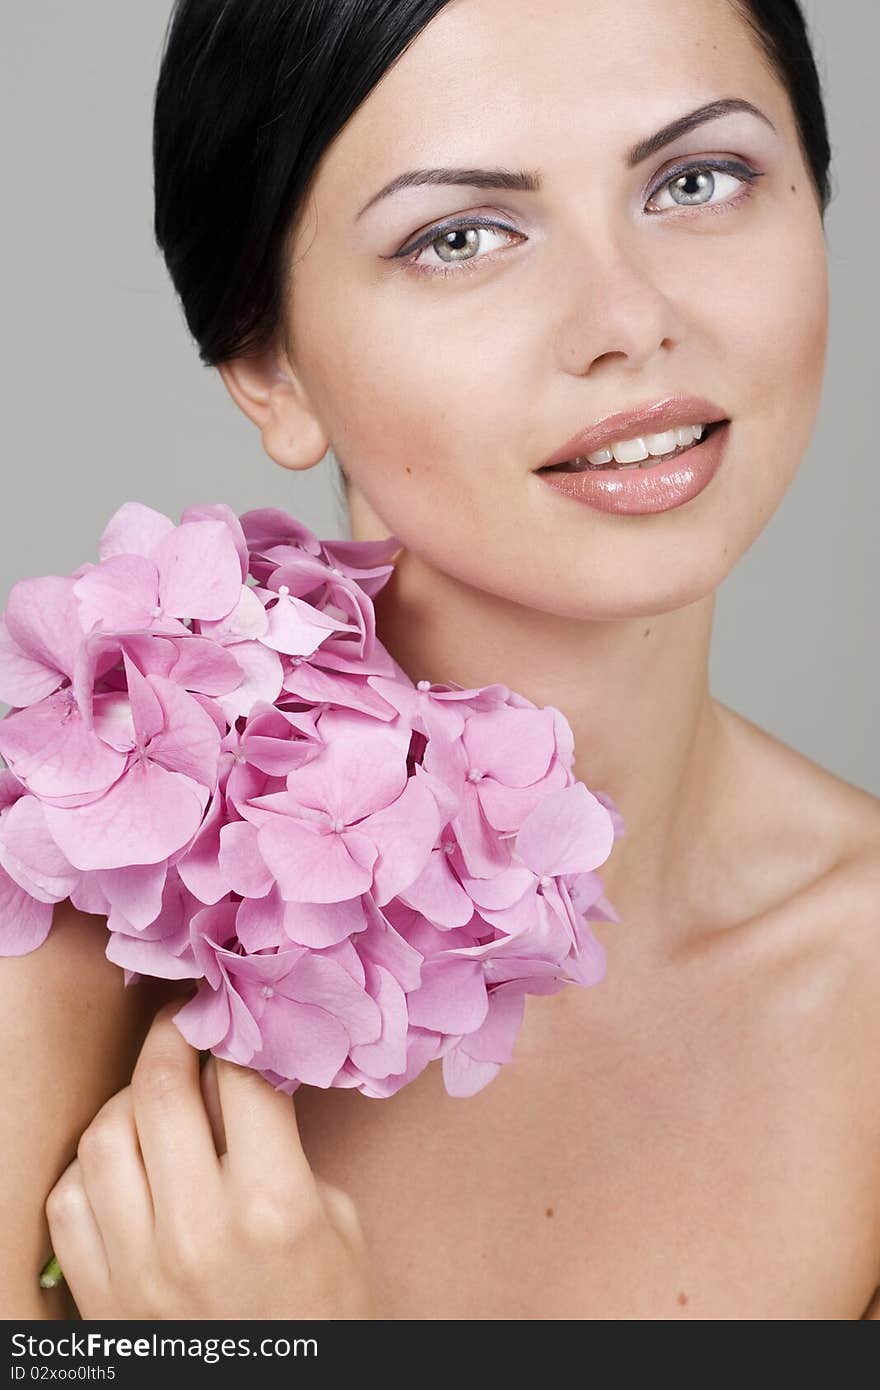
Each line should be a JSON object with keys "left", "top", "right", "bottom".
{"left": 355, "top": 98, "right": 776, "bottom": 219}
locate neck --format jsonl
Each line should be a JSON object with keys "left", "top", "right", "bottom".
{"left": 367, "top": 542, "right": 727, "bottom": 942}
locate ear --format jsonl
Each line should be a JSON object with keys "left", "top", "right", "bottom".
{"left": 216, "top": 343, "right": 330, "bottom": 473}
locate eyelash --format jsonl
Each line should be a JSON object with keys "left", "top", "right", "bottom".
{"left": 392, "top": 159, "right": 764, "bottom": 280}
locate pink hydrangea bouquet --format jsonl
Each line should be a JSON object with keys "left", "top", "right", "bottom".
{"left": 0, "top": 501, "right": 624, "bottom": 1102}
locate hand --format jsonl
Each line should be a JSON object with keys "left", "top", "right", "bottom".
{"left": 44, "top": 1000, "right": 376, "bottom": 1319}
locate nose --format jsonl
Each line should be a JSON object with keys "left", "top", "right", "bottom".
{"left": 552, "top": 232, "right": 683, "bottom": 376}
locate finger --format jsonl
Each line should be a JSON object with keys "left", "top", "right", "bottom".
{"left": 200, "top": 1055, "right": 227, "bottom": 1155}
{"left": 130, "top": 1000, "right": 222, "bottom": 1236}
{"left": 76, "top": 1087, "right": 155, "bottom": 1281}
{"left": 315, "top": 1176, "right": 368, "bottom": 1252}
{"left": 212, "top": 1059, "right": 315, "bottom": 1197}
{"left": 45, "top": 1158, "right": 111, "bottom": 1313}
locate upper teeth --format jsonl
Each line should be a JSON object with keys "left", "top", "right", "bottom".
{"left": 576, "top": 422, "right": 706, "bottom": 467}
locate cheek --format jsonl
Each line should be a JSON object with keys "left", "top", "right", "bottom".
{"left": 698, "top": 206, "right": 829, "bottom": 551}
{"left": 724, "top": 204, "right": 829, "bottom": 460}
{"left": 306, "top": 293, "right": 504, "bottom": 520}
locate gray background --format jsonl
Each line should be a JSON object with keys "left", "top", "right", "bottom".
{"left": 2, "top": 1, "right": 876, "bottom": 794}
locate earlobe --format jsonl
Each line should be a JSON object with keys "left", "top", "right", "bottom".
{"left": 215, "top": 356, "right": 330, "bottom": 473}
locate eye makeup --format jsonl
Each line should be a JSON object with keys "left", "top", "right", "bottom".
{"left": 385, "top": 158, "right": 765, "bottom": 280}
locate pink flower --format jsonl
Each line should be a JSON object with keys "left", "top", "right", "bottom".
{"left": 172, "top": 906, "right": 384, "bottom": 1088}
{"left": 75, "top": 501, "right": 244, "bottom": 633}
{"left": 0, "top": 577, "right": 85, "bottom": 706}
{"left": 0, "top": 500, "right": 625, "bottom": 1101}
{"left": 0, "top": 771, "right": 78, "bottom": 954}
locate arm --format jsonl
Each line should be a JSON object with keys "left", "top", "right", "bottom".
{"left": 0, "top": 897, "right": 191, "bottom": 1319}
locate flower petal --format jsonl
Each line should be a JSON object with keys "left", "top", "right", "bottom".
{"left": 406, "top": 956, "right": 488, "bottom": 1033}
{"left": 218, "top": 819, "right": 274, "bottom": 898}
{"left": 515, "top": 783, "right": 615, "bottom": 877}
{"left": 0, "top": 867, "right": 54, "bottom": 955}
{"left": 171, "top": 979, "right": 233, "bottom": 1047}
{"left": 349, "top": 962, "right": 409, "bottom": 1078}
{"left": 258, "top": 817, "right": 376, "bottom": 902}
{"left": 441, "top": 1048, "right": 502, "bottom": 1098}
{"left": 464, "top": 707, "right": 557, "bottom": 786}
{"left": 214, "top": 641, "right": 283, "bottom": 722}
{"left": 366, "top": 775, "right": 441, "bottom": 907}
{"left": 284, "top": 727, "right": 408, "bottom": 823}
{"left": 255, "top": 996, "right": 350, "bottom": 1086}
{"left": 73, "top": 555, "right": 160, "bottom": 632}
{"left": 43, "top": 761, "right": 208, "bottom": 869}
{"left": 0, "top": 793, "right": 80, "bottom": 900}
{"left": 278, "top": 953, "right": 381, "bottom": 1045}
{"left": 261, "top": 592, "right": 341, "bottom": 656}
{"left": 4, "top": 576, "right": 83, "bottom": 682}
{"left": 144, "top": 674, "right": 222, "bottom": 789}
{"left": 0, "top": 690, "right": 127, "bottom": 800}
{"left": 96, "top": 862, "right": 168, "bottom": 930}
{"left": 0, "top": 617, "right": 66, "bottom": 706}
{"left": 98, "top": 501, "right": 175, "bottom": 560}
{"left": 198, "top": 584, "right": 269, "bottom": 643}
{"left": 235, "top": 886, "right": 286, "bottom": 952}
{"left": 457, "top": 984, "right": 525, "bottom": 1064}
{"left": 398, "top": 846, "right": 475, "bottom": 928}
{"left": 282, "top": 896, "right": 367, "bottom": 948}
{"left": 154, "top": 520, "right": 243, "bottom": 621}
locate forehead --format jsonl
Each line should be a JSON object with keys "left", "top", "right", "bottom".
{"left": 315, "top": 0, "right": 780, "bottom": 205}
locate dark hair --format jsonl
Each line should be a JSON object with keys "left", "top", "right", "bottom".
{"left": 153, "top": 0, "right": 833, "bottom": 486}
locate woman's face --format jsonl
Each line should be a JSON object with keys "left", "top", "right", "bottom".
{"left": 278, "top": 0, "right": 828, "bottom": 619}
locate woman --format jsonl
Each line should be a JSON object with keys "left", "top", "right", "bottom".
{"left": 5, "top": 0, "right": 878, "bottom": 1319}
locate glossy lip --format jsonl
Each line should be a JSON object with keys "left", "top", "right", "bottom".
{"left": 536, "top": 419, "right": 730, "bottom": 515}
{"left": 537, "top": 394, "right": 729, "bottom": 468}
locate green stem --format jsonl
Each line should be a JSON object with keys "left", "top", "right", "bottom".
{"left": 39, "top": 1253, "right": 64, "bottom": 1289}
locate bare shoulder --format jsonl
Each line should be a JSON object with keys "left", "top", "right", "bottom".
{"left": 820, "top": 824, "right": 880, "bottom": 1313}
{"left": 727, "top": 708, "right": 880, "bottom": 1140}
{"left": 0, "top": 898, "right": 189, "bottom": 1317}
{"left": 713, "top": 699, "right": 880, "bottom": 886}
{"left": 719, "top": 699, "right": 880, "bottom": 1008}
{"left": 0, "top": 897, "right": 193, "bottom": 1071}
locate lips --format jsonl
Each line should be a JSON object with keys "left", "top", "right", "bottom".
{"left": 537, "top": 418, "right": 731, "bottom": 515}
{"left": 545, "top": 420, "right": 725, "bottom": 471}
{"left": 538, "top": 394, "right": 730, "bottom": 471}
